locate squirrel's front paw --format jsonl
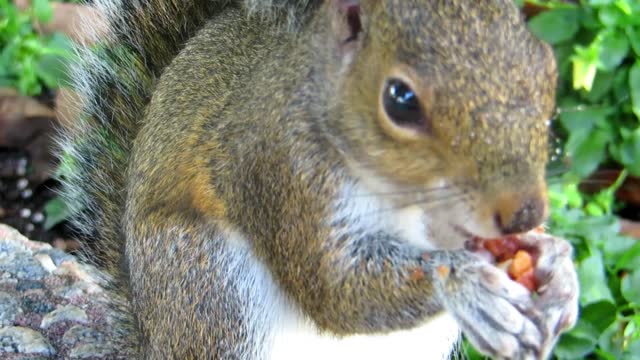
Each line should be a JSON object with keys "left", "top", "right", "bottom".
{"left": 432, "top": 233, "right": 579, "bottom": 360}
{"left": 516, "top": 233, "right": 579, "bottom": 359}
{"left": 432, "top": 252, "right": 545, "bottom": 359}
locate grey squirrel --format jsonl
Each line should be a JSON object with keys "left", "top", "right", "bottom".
{"left": 58, "top": 0, "right": 579, "bottom": 359}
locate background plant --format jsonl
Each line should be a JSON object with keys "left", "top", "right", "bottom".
{"left": 468, "top": 1, "right": 640, "bottom": 359}
{"left": 0, "top": 0, "right": 73, "bottom": 95}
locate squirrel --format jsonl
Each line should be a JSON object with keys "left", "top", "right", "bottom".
{"left": 58, "top": 0, "right": 580, "bottom": 359}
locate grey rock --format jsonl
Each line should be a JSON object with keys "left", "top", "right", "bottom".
{"left": 0, "top": 238, "right": 25, "bottom": 253}
{"left": 0, "top": 278, "right": 18, "bottom": 291}
{"left": 0, "top": 326, "right": 55, "bottom": 356}
{"left": 69, "top": 342, "right": 113, "bottom": 359}
{"left": 38, "top": 248, "right": 75, "bottom": 267}
{"left": 0, "top": 228, "right": 49, "bottom": 281}
{"left": 0, "top": 272, "right": 18, "bottom": 286}
{"left": 1, "top": 225, "right": 131, "bottom": 358}
{"left": 41, "top": 305, "right": 89, "bottom": 329}
{"left": 62, "top": 325, "right": 104, "bottom": 346}
{"left": 21, "top": 294, "right": 55, "bottom": 315}
{"left": 0, "top": 291, "right": 22, "bottom": 326}
{"left": 0, "top": 252, "right": 47, "bottom": 281}
{"left": 55, "top": 285, "right": 85, "bottom": 300}
{"left": 16, "top": 280, "right": 46, "bottom": 292}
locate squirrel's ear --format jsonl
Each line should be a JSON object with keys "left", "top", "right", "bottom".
{"left": 328, "top": 0, "right": 363, "bottom": 51}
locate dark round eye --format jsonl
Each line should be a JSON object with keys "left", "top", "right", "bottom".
{"left": 382, "top": 79, "right": 423, "bottom": 127}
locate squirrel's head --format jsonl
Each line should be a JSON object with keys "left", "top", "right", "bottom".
{"left": 316, "top": 0, "right": 557, "bottom": 244}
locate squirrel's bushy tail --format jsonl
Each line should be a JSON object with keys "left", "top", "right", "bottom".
{"left": 57, "top": 0, "right": 317, "bottom": 320}
{"left": 59, "top": 0, "right": 233, "bottom": 279}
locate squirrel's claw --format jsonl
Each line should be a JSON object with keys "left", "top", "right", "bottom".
{"left": 524, "top": 233, "right": 579, "bottom": 359}
{"left": 431, "top": 237, "right": 578, "bottom": 360}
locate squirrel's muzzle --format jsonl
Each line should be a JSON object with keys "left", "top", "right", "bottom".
{"left": 493, "top": 189, "right": 548, "bottom": 235}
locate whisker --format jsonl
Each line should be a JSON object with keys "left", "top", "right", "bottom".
{"left": 346, "top": 185, "right": 459, "bottom": 198}
{"left": 338, "top": 176, "right": 473, "bottom": 200}
{"left": 418, "top": 194, "right": 468, "bottom": 210}
{"left": 359, "top": 192, "right": 467, "bottom": 218}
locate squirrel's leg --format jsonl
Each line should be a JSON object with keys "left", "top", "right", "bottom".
{"left": 126, "top": 214, "right": 274, "bottom": 360}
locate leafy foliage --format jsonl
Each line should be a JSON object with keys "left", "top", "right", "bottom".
{"left": 467, "top": 1, "right": 640, "bottom": 359}
{"left": 0, "top": 0, "right": 73, "bottom": 95}
{"left": 527, "top": 0, "right": 640, "bottom": 178}
{"left": 549, "top": 172, "right": 640, "bottom": 360}
{"left": 529, "top": 1, "right": 640, "bottom": 359}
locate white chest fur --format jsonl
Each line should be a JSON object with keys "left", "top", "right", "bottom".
{"left": 236, "top": 179, "right": 460, "bottom": 360}
{"left": 269, "top": 311, "right": 460, "bottom": 360}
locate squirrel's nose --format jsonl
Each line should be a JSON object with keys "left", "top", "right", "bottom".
{"left": 494, "top": 192, "right": 547, "bottom": 235}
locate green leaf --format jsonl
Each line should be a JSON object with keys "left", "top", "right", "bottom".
{"left": 615, "top": 128, "right": 640, "bottom": 175}
{"left": 621, "top": 269, "right": 640, "bottom": 303}
{"left": 597, "top": 30, "right": 630, "bottom": 71}
{"left": 572, "top": 46, "right": 599, "bottom": 90}
{"left": 580, "top": 215, "right": 620, "bottom": 245}
{"left": 580, "top": 300, "right": 617, "bottom": 334}
{"left": 555, "top": 321, "right": 599, "bottom": 359}
{"left": 626, "top": 337, "right": 640, "bottom": 360}
{"left": 462, "top": 339, "right": 487, "bottom": 360}
{"left": 585, "top": 202, "right": 605, "bottom": 216}
{"left": 590, "top": 0, "right": 613, "bottom": 5}
{"left": 528, "top": 8, "right": 580, "bottom": 45}
{"left": 580, "top": 5, "right": 602, "bottom": 29}
{"left": 559, "top": 104, "right": 612, "bottom": 133}
{"left": 578, "top": 250, "right": 615, "bottom": 305}
{"left": 627, "top": 26, "right": 640, "bottom": 56}
{"left": 615, "top": 0, "right": 633, "bottom": 14}
{"left": 630, "top": 61, "right": 640, "bottom": 120}
{"left": 603, "top": 235, "right": 640, "bottom": 270}
{"left": 43, "top": 197, "right": 71, "bottom": 230}
{"left": 613, "top": 65, "right": 631, "bottom": 102}
{"left": 35, "top": 54, "right": 68, "bottom": 88}
{"left": 31, "top": 0, "right": 52, "bottom": 23}
{"left": 566, "top": 127, "right": 611, "bottom": 177}
{"left": 599, "top": 321, "right": 627, "bottom": 359}
{"left": 549, "top": 182, "right": 584, "bottom": 210}
{"left": 554, "top": 335, "right": 597, "bottom": 359}
{"left": 583, "top": 70, "right": 615, "bottom": 102}
{"left": 598, "top": 4, "right": 633, "bottom": 27}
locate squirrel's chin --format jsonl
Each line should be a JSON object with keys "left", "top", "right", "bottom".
{"left": 421, "top": 202, "right": 500, "bottom": 250}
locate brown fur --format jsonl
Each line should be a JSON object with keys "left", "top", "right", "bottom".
{"left": 60, "top": 0, "right": 577, "bottom": 359}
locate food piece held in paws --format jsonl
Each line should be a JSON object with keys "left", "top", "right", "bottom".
{"left": 508, "top": 249, "right": 533, "bottom": 278}
{"left": 483, "top": 236, "right": 519, "bottom": 262}
{"left": 473, "top": 234, "right": 539, "bottom": 292}
{"left": 509, "top": 250, "right": 536, "bottom": 291}
{"left": 514, "top": 268, "right": 537, "bottom": 292}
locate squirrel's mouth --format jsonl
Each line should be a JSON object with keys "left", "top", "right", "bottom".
{"left": 452, "top": 224, "right": 496, "bottom": 243}
{"left": 452, "top": 224, "right": 474, "bottom": 238}
{"left": 452, "top": 224, "right": 505, "bottom": 262}
{"left": 452, "top": 224, "right": 483, "bottom": 249}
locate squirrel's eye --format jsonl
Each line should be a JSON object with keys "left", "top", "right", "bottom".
{"left": 382, "top": 79, "right": 423, "bottom": 128}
